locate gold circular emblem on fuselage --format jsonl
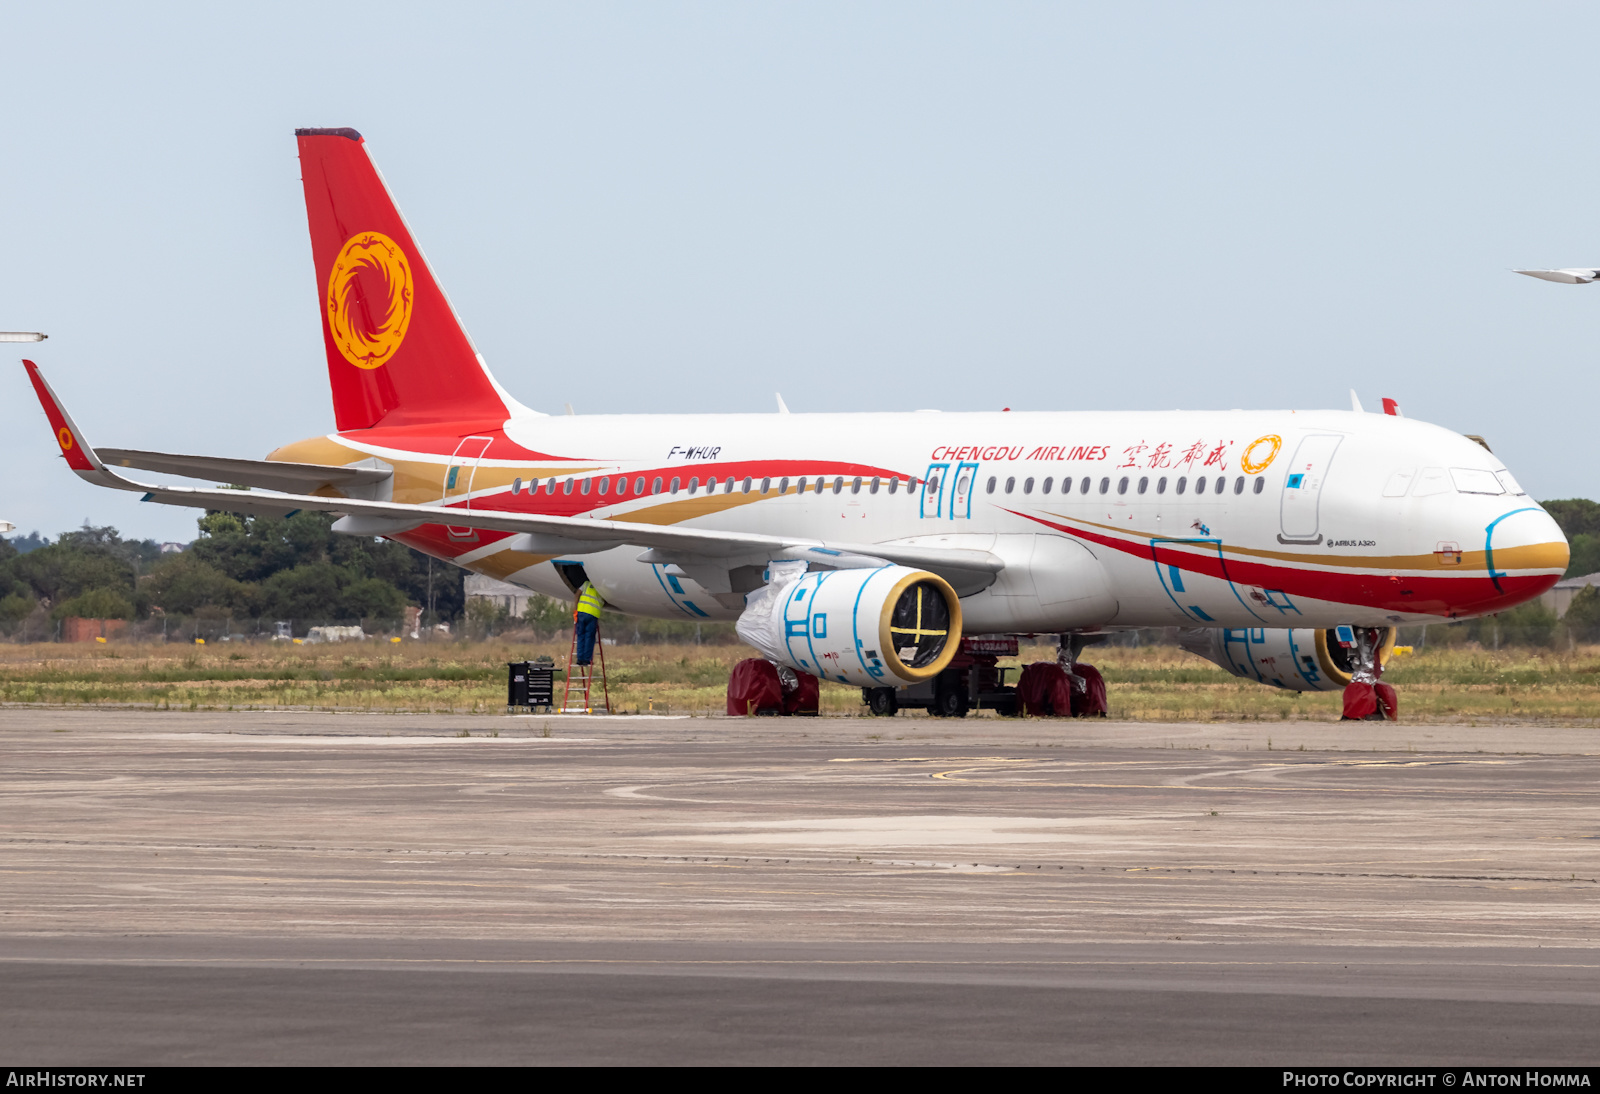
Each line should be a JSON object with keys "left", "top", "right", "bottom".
{"left": 1240, "top": 434, "right": 1282, "bottom": 474}
{"left": 325, "top": 231, "right": 414, "bottom": 370}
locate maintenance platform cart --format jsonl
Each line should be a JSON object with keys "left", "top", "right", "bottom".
{"left": 862, "top": 635, "right": 1019, "bottom": 718}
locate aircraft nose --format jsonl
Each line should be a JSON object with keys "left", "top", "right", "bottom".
{"left": 1481, "top": 504, "right": 1568, "bottom": 610}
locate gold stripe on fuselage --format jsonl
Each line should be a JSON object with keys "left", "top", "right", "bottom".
{"left": 1037, "top": 511, "right": 1568, "bottom": 574}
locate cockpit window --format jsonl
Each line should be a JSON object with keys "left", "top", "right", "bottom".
{"left": 1450, "top": 468, "right": 1504, "bottom": 495}
{"left": 1412, "top": 467, "right": 1451, "bottom": 497}
{"left": 1381, "top": 469, "right": 1414, "bottom": 497}
{"left": 1495, "top": 469, "right": 1526, "bottom": 496}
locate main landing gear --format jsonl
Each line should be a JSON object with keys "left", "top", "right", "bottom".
{"left": 1339, "top": 627, "right": 1399, "bottom": 721}
{"left": 1014, "top": 634, "right": 1109, "bottom": 717}
{"left": 860, "top": 634, "right": 1111, "bottom": 718}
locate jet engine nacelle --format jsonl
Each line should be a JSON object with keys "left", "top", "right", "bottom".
{"left": 736, "top": 564, "right": 963, "bottom": 688}
{"left": 1178, "top": 626, "right": 1397, "bottom": 692}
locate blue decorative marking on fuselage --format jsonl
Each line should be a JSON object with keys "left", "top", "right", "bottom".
{"left": 1484, "top": 507, "right": 1541, "bottom": 594}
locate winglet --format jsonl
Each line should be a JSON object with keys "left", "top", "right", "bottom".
{"left": 23, "top": 360, "right": 105, "bottom": 475}
{"left": 22, "top": 361, "right": 148, "bottom": 492}
{"left": 1349, "top": 389, "right": 1365, "bottom": 414}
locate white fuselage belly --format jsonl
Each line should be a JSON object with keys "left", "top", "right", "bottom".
{"left": 381, "top": 408, "right": 1564, "bottom": 633}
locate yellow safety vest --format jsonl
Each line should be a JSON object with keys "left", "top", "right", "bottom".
{"left": 575, "top": 581, "right": 605, "bottom": 619}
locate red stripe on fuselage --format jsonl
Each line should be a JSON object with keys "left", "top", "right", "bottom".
{"left": 1011, "top": 509, "right": 1557, "bottom": 618}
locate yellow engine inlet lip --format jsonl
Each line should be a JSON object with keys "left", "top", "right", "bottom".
{"left": 1314, "top": 627, "right": 1397, "bottom": 687}
{"left": 877, "top": 570, "right": 963, "bottom": 683}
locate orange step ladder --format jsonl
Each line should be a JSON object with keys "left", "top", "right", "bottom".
{"left": 560, "top": 616, "right": 612, "bottom": 714}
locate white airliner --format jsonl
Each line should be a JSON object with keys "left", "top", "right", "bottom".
{"left": 22, "top": 129, "right": 1569, "bottom": 715}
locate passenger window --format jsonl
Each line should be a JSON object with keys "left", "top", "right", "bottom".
{"left": 1215, "top": 476, "right": 1226, "bottom": 495}
{"left": 1023, "top": 477, "right": 1034, "bottom": 494}
{"left": 870, "top": 478, "right": 880, "bottom": 494}
{"left": 1005, "top": 476, "right": 1016, "bottom": 494}
{"left": 687, "top": 477, "right": 699, "bottom": 494}
{"left": 1138, "top": 476, "right": 1149, "bottom": 495}
{"left": 779, "top": 477, "right": 790, "bottom": 494}
{"left": 614, "top": 477, "right": 625, "bottom": 496}
{"left": 724, "top": 477, "right": 735, "bottom": 492}
{"left": 741, "top": 477, "right": 752, "bottom": 494}
{"left": 597, "top": 477, "right": 608, "bottom": 496}
{"left": 761, "top": 477, "right": 771, "bottom": 494}
{"left": 635, "top": 477, "right": 646, "bottom": 495}
{"left": 670, "top": 477, "right": 681, "bottom": 494}
{"left": 1233, "top": 476, "right": 1244, "bottom": 495}
{"left": 1099, "top": 477, "right": 1110, "bottom": 495}
{"left": 986, "top": 476, "right": 997, "bottom": 494}
{"left": 651, "top": 476, "right": 663, "bottom": 494}
{"left": 1117, "top": 476, "right": 1129, "bottom": 495}
{"left": 1060, "top": 477, "right": 1072, "bottom": 495}
{"left": 1412, "top": 467, "right": 1450, "bottom": 496}
{"left": 833, "top": 477, "right": 844, "bottom": 495}
{"left": 852, "top": 477, "right": 863, "bottom": 494}
{"left": 1080, "top": 477, "right": 1091, "bottom": 494}
{"left": 511, "top": 477, "right": 523, "bottom": 495}
{"left": 1042, "top": 477, "right": 1053, "bottom": 494}
{"left": 563, "top": 478, "right": 574, "bottom": 495}
{"left": 703, "top": 478, "right": 715, "bottom": 495}
{"left": 1253, "top": 476, "right": 1264, "bottom": 494}
{"left": 1176, "top": 476, "right": 1187, "bottom": 495}
{"left": 888, "top": 478, "right": 899, "bottom": 495}
{"left": 1157, "top": 476, "right": 1167, "bottom": 494}
{"left": 1195, "top": 476, "right": 1206, "bottom": 494}
{"left": 581, "top": 478, "right": 591, "bottom": 495}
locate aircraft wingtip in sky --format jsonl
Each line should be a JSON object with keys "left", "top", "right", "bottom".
{"left": 1514, "top": 268, "right": 1600, "bottom": 284}
{"left": 20, "top": 129, "right": 1571, "bottom": 721}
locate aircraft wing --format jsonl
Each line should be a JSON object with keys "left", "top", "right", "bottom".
{"left": 131, "top": 480, "right": 1003, "bottom": 592}
{"left": 24, "top": 360, "right": 1001, "bottom": 594}
{"left": 96, "top": 448, "right": 391, "bottom": 493}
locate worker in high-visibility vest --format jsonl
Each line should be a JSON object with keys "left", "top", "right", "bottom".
{"left": 573, "top": 579, "right": 605, "bottom": 665}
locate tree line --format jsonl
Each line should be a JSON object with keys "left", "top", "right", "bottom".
{"left": 0, "top": 512, "right": 463, "bottom": 639}
{"left": 4, "top": 497, "right": 1600, "bottom": 644}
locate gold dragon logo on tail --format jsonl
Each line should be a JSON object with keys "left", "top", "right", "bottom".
{"left": 326, "top": 231, "right": 414, "bottom": 369}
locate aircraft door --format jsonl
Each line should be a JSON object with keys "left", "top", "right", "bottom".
{"left": 1279, "top": 434, "right": 1342, "bottom": 544}
{"left": 442, "top": 435, "right": 493, "bottom": 539}
{"left": 920, "top": 462, "right": 951, "bottom": 519}
{"left": 950, "top": 461, "right": 979, "bottom": 519}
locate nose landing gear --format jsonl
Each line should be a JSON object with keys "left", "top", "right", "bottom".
{"left": 1340, "top": 627, "right": 1399, "bottom": 721}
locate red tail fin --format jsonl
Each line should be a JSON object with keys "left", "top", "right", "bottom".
{"left": 297, "top": 128, "right": 508, "bottom": 431}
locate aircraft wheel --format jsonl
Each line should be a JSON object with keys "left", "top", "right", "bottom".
{"left": 932, "top": 681, "right": 969, "bottom": 719}
{"left": 866, "top": 687, "right": 899, "bottom": 717}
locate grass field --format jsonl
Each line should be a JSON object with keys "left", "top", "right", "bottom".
{"left": 2, "top": 637, "right": 1599, "bottom": 722}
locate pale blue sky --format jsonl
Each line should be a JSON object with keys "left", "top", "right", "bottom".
{"left": 3, "top": 2, "right": 1595, "bottom": 542}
